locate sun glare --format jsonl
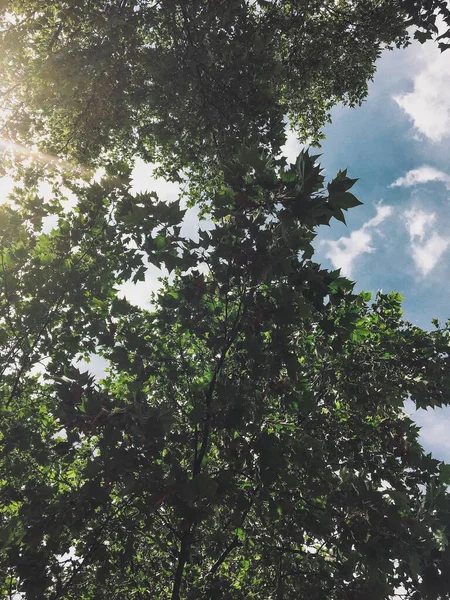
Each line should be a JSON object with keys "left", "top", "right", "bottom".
{"left": 0, "top": 136, "right": 92, "bottom": 178}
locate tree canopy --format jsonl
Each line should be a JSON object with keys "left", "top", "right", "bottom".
{"left": 1, "top": 149, "right": 450, "bottom": 599}
{"left": 0, "top": 1, "right": 450, "bottom": 600}
{"left": 0, "top": 0, "right": 449, "bottom": 178}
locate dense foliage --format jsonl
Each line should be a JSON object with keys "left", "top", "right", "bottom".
{"left": 1, "top": 150, "right": 450, "bottom": 599}
{"left": 0, "top": 0, "right": 449, "bottom": 179}
{"left": 0, "top": 1, "right": 450, "bottom": 599}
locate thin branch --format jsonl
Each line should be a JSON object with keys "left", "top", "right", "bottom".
{"left": 208, "top": 537, "right": 240, "bottom": 578}
{"left": 52, "top": 495, "right": 135, "bottom": 600}
{"left": 171, "top": 528, "right": 191, "bottom": 600}
{"left": 206, "top": 487, "right": 258, "bottom": 579}
{"left": 193, "top": 298, "right": 245, "bottom": 476}
{"left": 4, "top": 205, "right": 116, "bottom": 406}
{"left": 170, "top": 235, "right": 248, "bottom": 597}
{"left": 57, "top": 69, "right": 106, "bottom": 154}
{"left": 276, "top": 552, "right": 284, "bottom": 600}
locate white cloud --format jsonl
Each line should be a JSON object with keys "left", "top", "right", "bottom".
{"left": 76, "top": 354, "right": 110, "bottom": 381}
{"left": 404, "top": 400, "right": 450, "bottom": 462}
{"left": 131, "top": 158, "right": 182, "bottom": 200}
{"left": 404, "top": 207, "right": 436, "bottom": 242}
{"left": 391, "top": 166, "right": 450, "bottom": 190}
{"left": 410, "top": 232, "right": 449, "bottom": 276}
{"left": 118, "top": 159, "right": 214, "bottom": 309}
{"left": 117, "top": 160, "right": 181, "bottom": 309}
{"left": 416, "top": 410, "right": 450, "bottom": 453}
{"left": 323, "top": 229, "right": 373, "bottom": 277}
{"left": 131, "top": 158, "right": 205, "bottom": 241}
{"left": 321, "top": 204, "right": 393, "bottom": 277}
{"left": 365, "top": 204, "right": 393, "bottom": 228}
{"left": 117, "top": 263, "right": 163, "bottom": 310}
{"left": 404, "top": 207, "right": 449, "bottom": 275}
{"left": 394, "top": 42, "right": 450, "bottom": 141}
{"left": 281, "top": 129, "right": 305, "bottom": 164}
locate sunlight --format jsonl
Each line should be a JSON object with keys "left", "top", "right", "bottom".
{"left": 0, "top": 174, "right": 14, "bottom": 205}
{"left": 0, "top": 136, "right": 92, "bottom": 177}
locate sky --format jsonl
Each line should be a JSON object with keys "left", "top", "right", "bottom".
{"left": 311, "top": 37, "right": 450, "bottom": 462}
{"left": 311, "top": 40, "right": 450, "bottom": 332}
{"left": 0, "top": 34, "right": 449, "bottom": 461}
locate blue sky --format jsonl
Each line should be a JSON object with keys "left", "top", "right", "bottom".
{"left": 310, "top": 38, "right": 450, "bottom": 461}
{"left": 0, "top": 33, "right": 449, "bottom": 462}
{"left": 310, "top": 41, "right": 450, "bottom": 332}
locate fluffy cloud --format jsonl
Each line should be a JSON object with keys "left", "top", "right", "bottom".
{"left": 404, "top": 207, "right": 436, "bottom": 242}
{"left": 394, "top": 43, "right": 450, "bottom": 141}
{"left": 404, "top": 400, "right": 450, "bottom": 462}
{"left": 391, "top": 166, "right": 450, "bottom": 190}
{"left": 404, "top": 207, "right": 449, "bottom": 276}
{"left": 410, "top": 233, "right": 449, "bottom": 276}
{"left": 365, "top": 204, "right": 393, "bottom": 227}
{"left": 321, "top": 204, "right": 393, "bottom": 278}
{"left": 415, "top": 408, "right": 450, "bottom": 455}
{"left": 281, "top": 128, "right": 305, "bottom": 164}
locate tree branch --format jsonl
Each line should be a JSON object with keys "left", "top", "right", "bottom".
{"left": 208, "top": 537, "right": 240, "bottom": 578}
{"left": 193, "top": 300, "right": 245, "bottom": 476}
{"left": 171, "top": 528, "right": 191, "bottom": 600}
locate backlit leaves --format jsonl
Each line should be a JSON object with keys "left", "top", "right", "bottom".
{"left": 0, "top": 151, "right": 449, "bottom": 599}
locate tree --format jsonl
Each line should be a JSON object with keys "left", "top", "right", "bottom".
{"left": 0, "top": 0, "right": 449, "bottom": 181}
{"left": 1, "top": 149, "right": 450, "bottom": 599}
{"left": 1, "top": 1, "right": 450, "bottom": 598}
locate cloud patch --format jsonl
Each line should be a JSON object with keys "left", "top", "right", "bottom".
{"left": 391, "top": 166, "right": 450, "bottom": 190}
{"left": 410, "top": 233, "right": 449, "bottom": 276}
{"left": 281, "top": 129, "right": 305, "bottom": 164}
{"left": 404, "top": 208, "right": 436, "bottom": 243}
{"left": 394, "top": 44, "right": 450, "bottom": 142}
{"left": 321, "top": 204, "right": 393, "bottom": 278}
{"left": 404, "top": 400, "right": 450, "bottom": 462}
{"left": 404, "top": 207, "right": 449, "bottom": 276}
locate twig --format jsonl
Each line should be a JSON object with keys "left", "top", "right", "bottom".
{"left": 171, "top": 528, "right": 191, "bottom": 600}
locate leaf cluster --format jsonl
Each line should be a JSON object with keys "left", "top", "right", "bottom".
{"left": 0, "top": 151, "right": 449, "bottom": 599}
{"left": 0, "top": 0, "right": 447, "bottom": 181}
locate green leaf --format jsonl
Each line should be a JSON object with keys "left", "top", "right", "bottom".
{"left": 155, "top": 234, "right": 166, "bottom": 251}
{"left": 439, "top": 463, "right": 450, "bottom": 484}
{"left": 329, "top": 191, "right": 363, "bottom": 210}
{"left": 234, "top": 528, "right": 247, "bottom": 542}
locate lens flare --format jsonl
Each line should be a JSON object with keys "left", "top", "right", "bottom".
{"left": 0, "top": 136, "right": 92, "bottom": 178}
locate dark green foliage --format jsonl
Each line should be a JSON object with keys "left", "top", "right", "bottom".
{"left": 1, "top": 1, "right": 450, "bottom": 598}
{"left": 0, "top": 0, "right": 447, "bottom": 180}
{"left": 1, "top": 152, "right": 449, "bottom": 599}
{"left": 402, "top": 0, "right": 450, "bottom": 51}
